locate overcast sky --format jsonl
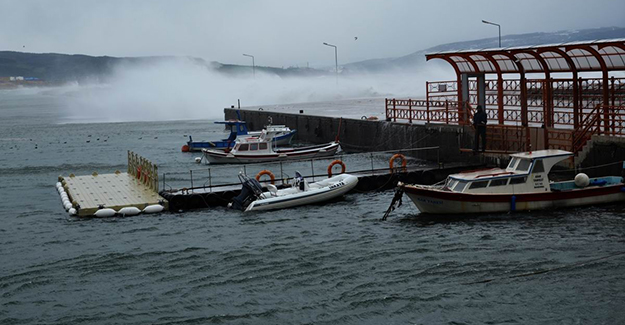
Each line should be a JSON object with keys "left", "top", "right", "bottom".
{"left": 1, "top": 0, "right": 624, "bottom": 67}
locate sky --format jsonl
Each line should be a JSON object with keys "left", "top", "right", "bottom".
{"left": 1, "top": 0, "right": 625, "bottom": 68}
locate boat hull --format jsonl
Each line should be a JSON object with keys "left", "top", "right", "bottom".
{"left": 203, "top": 142, "right": 339, "bottom": 164}
{"left": 188, "top": 130, "right": 296, "bottom": 152}
{"left": 402, "top": 183, "right": 625, "bottom": 214}
{"left": 246, "top": 174, "right": 358, "bottom": 211}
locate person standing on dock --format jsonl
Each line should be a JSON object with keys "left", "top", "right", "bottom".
{"left": 473, "top": 105, "right": 487, "bottom": 152}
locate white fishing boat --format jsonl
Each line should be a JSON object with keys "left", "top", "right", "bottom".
{"left": 201, "top": 132, "right": 340, "bottom": 164}
{"left": 400, "top": 149, "right": 625, "bottom": 214}
{"left": 230, "top": 172, "right": 359, "bottom": 212}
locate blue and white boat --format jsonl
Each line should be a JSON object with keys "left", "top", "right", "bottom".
{"left": 183, "top": 120, "right": 296, "bottom": 152}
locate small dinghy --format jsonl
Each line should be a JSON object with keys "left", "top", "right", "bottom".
{"left": 230, "top": 172, "right": 358, "bottom": 212}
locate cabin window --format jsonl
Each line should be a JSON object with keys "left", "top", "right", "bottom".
{"left": 250, "top": 143, "right": 258, "bottom": 151}
{"left": 532, "top": 160, "right": 544, "bottom": 173}
{"left": 469, "top": 180, "right": 489, "bottom": 189}
{"left": 239, "top": 144, "right": 249, "bottom": 151}
{"left": 510, "top": 176, "right": 527, "bottom": 184}
{"left": 259, "top": 143, "right": 268, "bottom": 150}
{"left": 239, "top": 125, "right": 245, "bottom": 132}
{"left": 507, "top": 158, "right": 518, "bottom": 169}
{"left": 453, "top": 180, "right": 468, "bottom": 192}
{"left": 516, "top": 159, "right": 531, "bottom": 172}
{"left": 489, "top": 178, "right": 508, "bottom": 187}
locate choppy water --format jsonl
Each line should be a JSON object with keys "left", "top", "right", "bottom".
{"left": 1, "top": 88, "right": 625, "bottom": 324}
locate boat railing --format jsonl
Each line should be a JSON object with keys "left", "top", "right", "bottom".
{"left": 160, "top": 146, "right": 441, "bottom": 194}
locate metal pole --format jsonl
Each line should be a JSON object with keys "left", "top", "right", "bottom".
{"left": 243, "top": 54, "right": 255, "bottom": 78}
{"left": 482, "top": 20, "right": 501, "bottom": 47}
{"left": 323, "top": 42, "right": 338, "bottom": 85}
{"left": 190, "top": 170, "right": 193, "bottom": 192}
{"left": 280, "top": 161, "right": 284, "bottom": 184}
{"left": 311, "top": 160, "right": 315, "bottom": 182}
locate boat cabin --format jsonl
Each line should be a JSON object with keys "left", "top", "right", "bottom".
{"left": 444, "top": 149, "right": 573, "bottom": 194}
{"left": 214, "top": 120, "right": 250, "bottom": 141}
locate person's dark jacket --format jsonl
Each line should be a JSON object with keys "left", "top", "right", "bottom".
{"left": 473, "top": 110, "right": 487, "bottom": 128}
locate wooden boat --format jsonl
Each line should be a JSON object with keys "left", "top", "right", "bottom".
{"left": 184, "top": 120, "right": 296, "bottom": 152}
{"left": 201, "top": 134, "right": 339, "bottom": 164}
{"left": 230, "top": 172, "right": 358, "bottom": 212}
{"left": 400, "top": 149, "right": 625, "bottom": 214}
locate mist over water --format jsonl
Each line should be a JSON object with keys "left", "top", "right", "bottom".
{"left": 22, "top": 58, "right": 453, "bottom": 123}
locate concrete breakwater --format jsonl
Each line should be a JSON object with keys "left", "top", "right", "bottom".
{"left": 225, "top": 108, "right": 477, "bottom": 164}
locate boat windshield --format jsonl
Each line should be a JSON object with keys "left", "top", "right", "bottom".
{"left": 515, "top": 159, "right": 531, "bottom": 172}
{"left": 452, "top": 180, "right": 468, "bottom": 192}
{"left": 507, "top": 158, "right": 518, "bottom": 170}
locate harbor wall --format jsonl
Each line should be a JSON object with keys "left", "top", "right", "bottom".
{"left": 224, "top": 108, "right": 479, "bottom": 164}
{"left": 578, "top": 136, "right": 625, "bottom": 178}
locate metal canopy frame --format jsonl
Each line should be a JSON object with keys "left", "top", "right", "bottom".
{"left": 426, "top": 39, "right": 625, "bottom": 74}
{"left": 425, "top": 39, "right": 625, "bottom": 150}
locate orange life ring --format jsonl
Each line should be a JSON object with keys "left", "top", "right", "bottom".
{"left": 255, "top": 169, "right": 276, "bottom": 184}
{"left": 327, "top": 160, "right": 346, "bottom": 178}
{"left": 389, "top": 153, "right": 407, "bottom": 173}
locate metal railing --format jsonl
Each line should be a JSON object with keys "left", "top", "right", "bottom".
{"left": 160, "top": 146, "right": 441, "bottom": 194}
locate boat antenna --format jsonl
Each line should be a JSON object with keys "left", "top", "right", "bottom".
{"left": 335, "top": 117, "right": 343, "bottom": 142}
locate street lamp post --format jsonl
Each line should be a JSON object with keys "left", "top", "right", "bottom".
{"left": 242, "top": 53, "right": 255, "bottom": 78}
{"left": 323, "top": 42, "right": 338, "bottom": 84}
{"left": 482, "top": 20, "right": 501, "bottom": 47}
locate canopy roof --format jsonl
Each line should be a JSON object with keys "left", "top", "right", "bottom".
{"left": 425, "top": 39, "right": 625, "bottom": 75}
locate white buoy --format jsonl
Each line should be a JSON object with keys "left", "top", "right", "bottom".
{"left": 56, "top": 182, "right": 62, "bottom": 189}
{"left": 575, "top": 173, "right": 590, "bottom": 187}
{"left": 64, "top": 202, "right": 73, "bottom": 211}
{"left": 68, "top": 208, "right": 77, "bottom": 216}
{"left": 62, "top": 198, "right": 70, "bottom": 206}
{"left": 143, "top": 204, "right": 164, "bottom": 214}
{"left": 94, "top": 208, "right": 116, "bottom": 218}
{"left": 195, "top": 157, "right": 202, "bottom": 163}
{"left": 118, "top": 207, "right": 141, "bottom": 216}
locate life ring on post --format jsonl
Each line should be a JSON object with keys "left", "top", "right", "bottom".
{"left": 389, "top": 153, "right": 407, "bottom": 173}
{"left": 255, "top": 170, "right": 276, "bottom": 184}
{"left": 327, "top": 160, "right": 346, "bottom": 178}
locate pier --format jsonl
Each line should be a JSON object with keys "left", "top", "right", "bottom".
{"left": 57, "top": 151, "right": 168, "bottom": 217}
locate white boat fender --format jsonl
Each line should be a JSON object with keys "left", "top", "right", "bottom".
{"left": 94, "top": 208, "right": 116, "bottom": 218}
{"left": 118, "top": 207, "right": 141, "bottom": 216}
{"left": 56, "top": 182, "right": 62, "bottom": 189}
{"left": 64, "top": 202, "right": 73, "bottom": 211}
{"left": 62, "top": 199, "right": 70, "bottom": 207}
{"left": 195, "top": 157, "right": 202, "bottom": 163}
{"left": 68, "top": 208, "right": 77, "bottom": 216}
{"left": 143, "top": 204, "right": 164, "bottom": 214}
{"left": 574, "top": 173, "right": 590, "bottom": 187}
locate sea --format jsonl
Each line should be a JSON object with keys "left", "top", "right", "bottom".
{"left": 1, "top": 88, "right": 625, "bottom": 324}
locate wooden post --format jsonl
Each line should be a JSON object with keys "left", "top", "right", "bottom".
{"left": 408, "top": 99, "right": 412, "bottom": 123}
{"left": 393, "top": 99, "right": 397, "bottom": 122}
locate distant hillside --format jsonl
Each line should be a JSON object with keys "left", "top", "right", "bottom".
{"left": 0, "top": 51, "right": 330, "bottom": 84}
{"left": 344, "top": 26, "right": 625, "bottom": 73}
{"left": 1, "top": 26, "right": 623, "bottom": 84}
